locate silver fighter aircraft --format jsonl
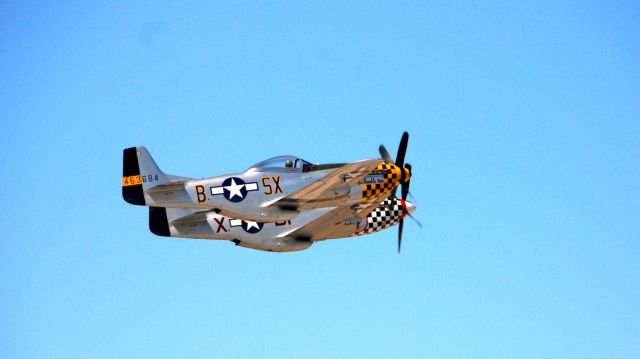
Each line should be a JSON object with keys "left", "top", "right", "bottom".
{"left": 122, "top": 132, "right": 418, "bottom": 252}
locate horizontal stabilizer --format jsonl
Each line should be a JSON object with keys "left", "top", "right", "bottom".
{"left": 145, "top": 180, "right": 190, "bottom": 194}
{"left": 170, "top": 210, "right": 209, "bottom": 226}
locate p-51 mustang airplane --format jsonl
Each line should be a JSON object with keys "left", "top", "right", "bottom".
{"left": 122, "top": 132, "right": 418, "bottom": 253}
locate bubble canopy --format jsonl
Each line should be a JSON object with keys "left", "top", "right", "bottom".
{"left": 246, "top": 155, "right": 313, "bottom": 172}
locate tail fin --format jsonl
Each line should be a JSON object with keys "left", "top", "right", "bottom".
{"left": 149, "top": 207, "right": 171, "bottom": 236}
{"left": 122, "top": 146, "right": 176, "bottom": 206}
{"left": 149, "top": 207, "right": 212, "bottom": 238}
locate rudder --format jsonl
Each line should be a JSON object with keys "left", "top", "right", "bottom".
{"left": 122, "top": 147, "right": 146, "bottom": 205}
{"left": 149, "top": 207, "right": 171, "bottom": 236}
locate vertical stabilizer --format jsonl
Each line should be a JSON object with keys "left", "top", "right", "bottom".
{"left": 122, "top": 146, "right": 176, "bottom": 206}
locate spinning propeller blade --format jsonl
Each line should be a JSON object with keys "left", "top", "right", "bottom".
{"left": 402, "top": 163, "right": 412, "bottom": 200}
{"left": 379, "top": 145, "right": 394, "bottom": 164}
{"left": 398, "top": 219, "right": 404, "bottom": 254}
{"left": 395, "top": 132, "right": 409, "bottom": 169}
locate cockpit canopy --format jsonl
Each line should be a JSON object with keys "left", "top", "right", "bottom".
{"left": 246, "top": 155, "right": 313, "bottom": 172}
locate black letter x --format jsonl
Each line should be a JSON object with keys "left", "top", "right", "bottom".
{"left": 214, "top": 217, "right": 227, "bottom": 233}
{"left": 272, "top": 176, "right": 283, "bottom": 193}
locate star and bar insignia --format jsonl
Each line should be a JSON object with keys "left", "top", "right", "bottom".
{"left": 229, "top": 219, "right": 264, "bottom": 234}
{"left": 210, "top": 177, "right": 259, "bottom": 202}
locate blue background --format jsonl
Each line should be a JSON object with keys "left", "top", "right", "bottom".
{"left": 2, "top": 2, "right": 639, "bottom": 357}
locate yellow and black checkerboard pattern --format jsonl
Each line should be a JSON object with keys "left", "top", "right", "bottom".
{"left": 361, "top": 163, "right": 402, "bottom": 202}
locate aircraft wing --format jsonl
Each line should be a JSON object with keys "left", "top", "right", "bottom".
{"left": 268, "top": 159, "right": 383, "bottom": 211}
{"left": 279, "top": 192, "right": 390, "bottom": 241}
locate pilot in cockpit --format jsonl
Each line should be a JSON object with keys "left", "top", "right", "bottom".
{"left": 285, "top": 159, "right": 294, "bottom": 168}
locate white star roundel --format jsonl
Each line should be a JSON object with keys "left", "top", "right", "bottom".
{"left": 209, "top": 177, "right": 259, "bottom": 202}
{"left": 229, "top": 219, "right": 264, "bottom": 234}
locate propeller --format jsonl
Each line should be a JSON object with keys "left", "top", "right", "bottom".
{"left": 401, "top": 163, "right": 411, "bottom": 200}
{"left": 379, "top": 132, "right": 415, "bottom": 254}
{"left": 378, "top": 145, "right": 394, "bottom": 164}
{"left": 395, "top": 132, "right": 409, "bottom": 171}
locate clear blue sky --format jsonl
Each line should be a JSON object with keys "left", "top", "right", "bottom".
{"left": 2, "top": 2, "right": 639, "bottom": 358}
